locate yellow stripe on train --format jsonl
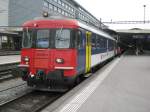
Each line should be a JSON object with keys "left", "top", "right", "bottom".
{"left": 85, "top": 32, "right": 92, "bottom": 73}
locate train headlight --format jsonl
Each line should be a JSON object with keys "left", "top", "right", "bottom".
{"left": 43, "top": 12, "right": 49, "bottom": 17}
{"left": 56, "top": 58, "right": 64, "bottom": 64}
{"left": 23, "top": 57, "right": 30, "bottom": 62}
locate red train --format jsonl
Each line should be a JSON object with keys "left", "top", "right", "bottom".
{"left": 15, "top": 17, "right": 119, "bottom": 91}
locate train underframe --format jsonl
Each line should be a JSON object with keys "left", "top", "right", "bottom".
{"left": 12, "top": 52, "right": 117, "bottom": 91}
{"left": 16, "top": 67, "right": 77, "bottom": 91}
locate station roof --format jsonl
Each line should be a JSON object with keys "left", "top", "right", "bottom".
{"left": 116, "top": 28, "right": 150, "bottom": 34}
{"left": 0, "top": 31, "right": 18, "bottom": 36}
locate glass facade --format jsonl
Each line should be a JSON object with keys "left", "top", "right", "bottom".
{"left": 43, "top": 0, "right": 75, "bottom": 18}
{"left": 43, "top": 0, "right": 102, "bottom": 29}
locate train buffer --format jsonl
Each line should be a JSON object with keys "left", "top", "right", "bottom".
{"left": 42, "top": 50, "right": 150, "bottom": 112}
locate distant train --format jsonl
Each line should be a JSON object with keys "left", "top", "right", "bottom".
{"left": 15, "top": 17, "right": 119, "bottom": 91}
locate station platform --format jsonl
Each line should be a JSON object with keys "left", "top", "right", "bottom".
{"left": 45, "top": 51, "right": 150, "bottom": 112}
{"left": 0, "top": 55, "right": 20, "bottom": 65}
{"left": 0, "top": 50, "right": 20, "bottom": 56}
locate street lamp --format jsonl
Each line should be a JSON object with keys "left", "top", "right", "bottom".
{"left": 143, "top": 5, "right": 146, "bottom": 23}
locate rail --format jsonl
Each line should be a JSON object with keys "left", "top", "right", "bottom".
{"left": 0, "top": 91, "right": 62, "bottom": 112}
{"left": 0, "top": 51, "right": 20, "bottom": 56}
{"left": 0, "top": 62, "right": 19, "bottom": 81}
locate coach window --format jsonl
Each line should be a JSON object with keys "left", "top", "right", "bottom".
{"left": 96, "top": 35, "right": 100, "bottom": 49}
{"left": 91, "top": 33, "right": 96, "bottom": 50}
{"left": 108, "top": 40, "right": 113, "bottom": 50}
{"left": 103, "top": 38, "right": 107, "bottom": 49}
{"left": 76, "top": 31, "right": 83, "bottom": 49}
{"left": 36, "top": 29, "right": 49, "bottom": 48}
{"left": 55, "top": 29, "right": 71, "bottom": 48}
{"left": 100, "top": 37, "right": 105, "bottom": 49}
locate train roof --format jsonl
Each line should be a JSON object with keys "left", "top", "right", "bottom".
{"left": 23, "top": 18, "right": 115, "bottom": 40}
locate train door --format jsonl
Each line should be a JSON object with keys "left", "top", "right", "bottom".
{"left": 76, "top": 30, "right": 86, "bottom": 74}
{"left": 85, "top": 32, "right": 92, "bottom": 73}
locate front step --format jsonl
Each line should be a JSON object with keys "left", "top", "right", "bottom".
{"left": 84, "top": 73, "right": 92, "bottom": 78}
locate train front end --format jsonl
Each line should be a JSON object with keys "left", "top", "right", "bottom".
{"left": 19, "top": 19, "right": 78, "bottom": 90}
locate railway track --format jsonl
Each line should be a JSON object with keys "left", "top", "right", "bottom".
{"left": 0, "top": 62, "right": 19, "bottom": 81}
{"left": 0, "top": 51, "right": 20, "bottom": 56}
{"left": 0, "top": 90, "right": 62, "bottom": 112}
{"left": 0, "top": 83, "right": 32, "bottom": 106}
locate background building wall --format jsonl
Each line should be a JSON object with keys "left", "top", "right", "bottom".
{"left": 0, "top": 36, "right": 2, "bottom": 49}
{"left": 0, "top": 0, "right": 9, "bottom": 26}
{"left": 9, "top": 0, "right": 43, "bottom": 26}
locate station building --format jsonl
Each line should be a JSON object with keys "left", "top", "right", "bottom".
{"left": 0, "top": 0, "right": 107, "bottom": 51}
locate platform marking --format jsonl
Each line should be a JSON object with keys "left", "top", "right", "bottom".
{"left": 54, "top": 57, "right": 121, "bottom": 112}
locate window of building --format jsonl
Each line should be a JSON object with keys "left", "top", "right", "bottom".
{"left": 82, "top": 15, "right": 84, "bottom": 19}
{"left": 65, "top": 4, "right": 68, "bottom": 9}
{"left": 68, "top": 6, "right": 71, "bottom": 10}
{"left": 49, "top": 3, "right": 53, "bottom": 9}
{"left": 54, "top": 6, "right": 57, "bottom": 11}
{"left": 69, "top": 14, "right": 72, "bottom": 17}
{"left": 65, "top": 12, "right": 68, "bottom": 16}
{"left": 2, "top": 36, "right": 8, "bottom": 43}
{"left": 62, "top": 2, "right": 65, "bottom": 7}
{"left": 44, "top": 0, "right": 49, "bottom": 8}
{"left": 62, "top": 10, "right": 64, "bottom": 15}
{"left": 58, "top": 0, "right": 62, "bottom": 5}
{"left": 58, "top": 8, "right": 61, "bottom": 13}
{"left": 71, "top": 8, "right": 74, "bottom": 12}
{"left": 71, "top": 14, "right": 74, "bottom": 18}
{"left": 79, "top": 13, "right": 81, "bottom": 18}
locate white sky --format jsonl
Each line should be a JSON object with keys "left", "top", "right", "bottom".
{"left": 75, "top": 0, "right": 150, "bottom": 29}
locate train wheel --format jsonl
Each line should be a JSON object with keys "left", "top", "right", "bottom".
{"left": 75, "top": 75, "right": 83, "bottom": 85}
{"left": 91, "top": 67, "right": 97, "bottom": 73}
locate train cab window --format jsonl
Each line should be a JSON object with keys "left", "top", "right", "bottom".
{"left": 36, "top": 29, "right": 49, "bottom": 48}
{"left": 55, "top": 29, "right": 71, "bottom": 48}
{"left": 22, "top": 29, "right": 33, "bottom": 48}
